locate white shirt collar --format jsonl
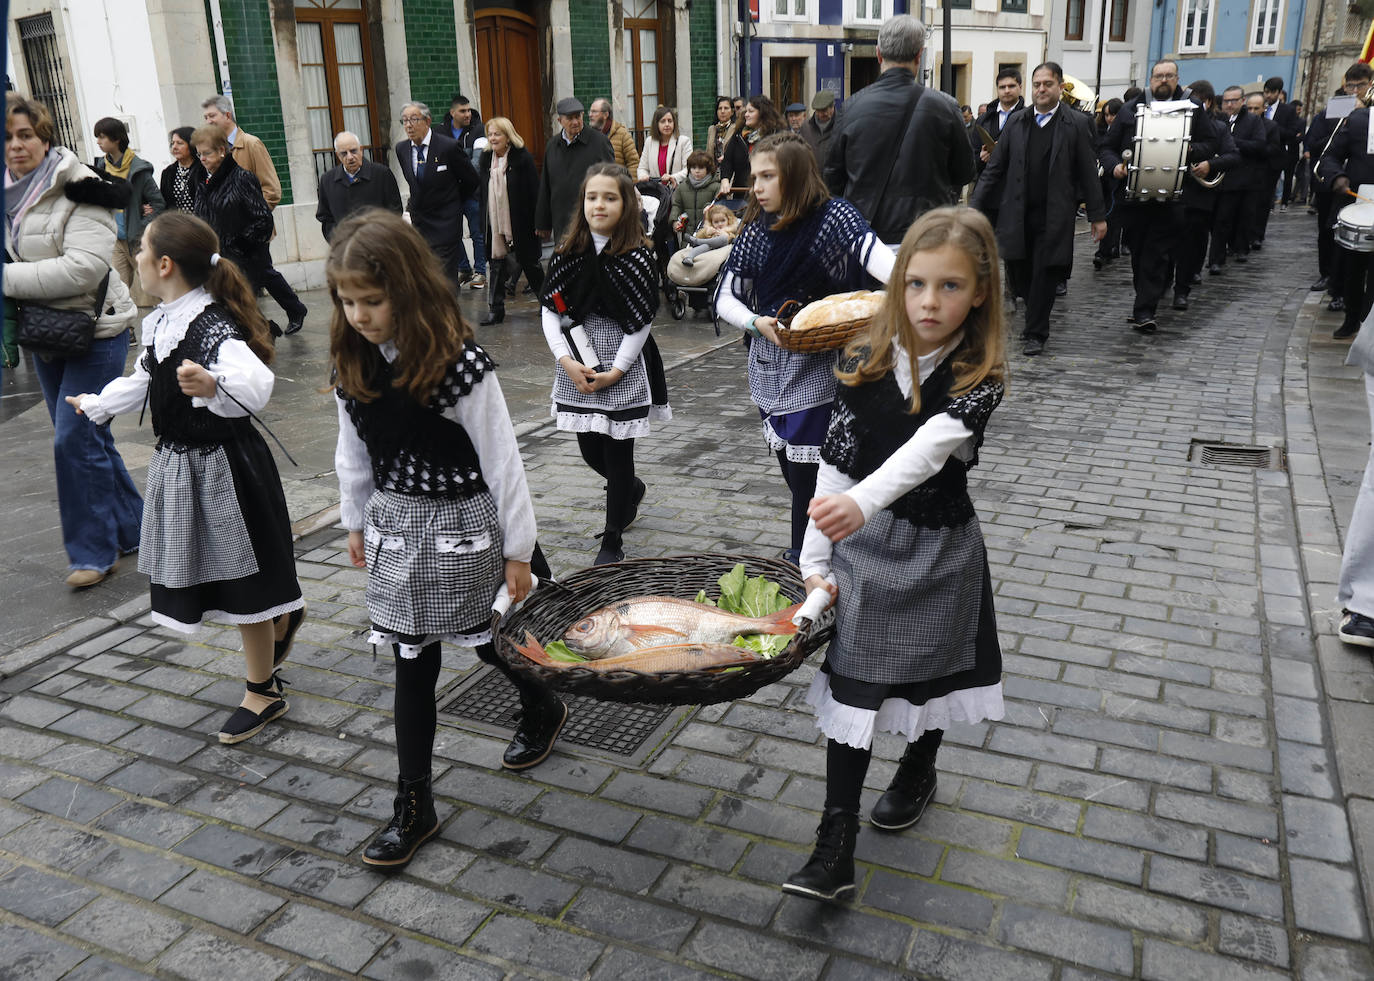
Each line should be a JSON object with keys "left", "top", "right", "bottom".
{"left": 891, "top": 331, "right": 964, "bottom": 397}
{"left": 592, "top": 231, "right": 609, "bottom": 254}
{"left": 379, "top": 339, "right": 399, "bottom": 362}
{"left": 227, "top": 126, "right": 239, "bottom": 147}
{"left": 144, "top": 286, "right": 214, "bottom": 362}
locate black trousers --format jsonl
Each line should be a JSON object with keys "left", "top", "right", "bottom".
{"left": 1250, "top": 178, "right": 1276, "bottom": 244}
{"left": 1315, "top": 191, "right": 1338, "bottom": 279}
{"left": 1175, "top": 206, "right": 1213, "bottom": 292}
{"left": 1209, "top": 191, "right": 1250, "bottom": 265}
{"left": 1122, "top": 203, "right": 1184, "bottom": 320}
{"left": 488, "top": 250, "right": 544, "bottom": 315}
{"left": 775, "top": 452, "right": 818, "bottom": 555}
{"left": 1341, "top": 247, "right": 1374, "bottom": 333}
{"left": 429, "top": 236, "right": 468, "bottom": 292}
{"left": 1007, "top": 228, "right": 1068, "bottom": 342}
{"left": 1281, "top": 147, "right": 1301, "bottom": 205}
{"left": 238, "top": 254, "right": 307, "bottom": 323}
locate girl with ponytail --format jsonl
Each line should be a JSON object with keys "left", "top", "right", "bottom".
{"left": 66, "top": 211, "right": 306, "bottom": 745}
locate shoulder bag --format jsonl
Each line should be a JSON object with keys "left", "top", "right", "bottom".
{"left": 16, "top": 269, "right": 112, "bottom": 359}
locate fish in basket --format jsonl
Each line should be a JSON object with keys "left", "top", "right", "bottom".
{"left": 772, "top": 290, "right": 885, "bottom": 353}
{"left": 490, "top": 554, "right": 835, "bottom": 706}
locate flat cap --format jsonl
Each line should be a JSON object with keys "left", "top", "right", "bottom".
{"left": 785, "top": 102, "right": 806, "bottom": 114}
{"left": 556, "top": 97, "right": 585, "bottom": 116}
{"left": 812, "top": 89, "right": 836, "bottom": 110}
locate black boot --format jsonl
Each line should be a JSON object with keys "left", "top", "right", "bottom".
{"left": 481, "top": 260, "right": 508, "bottom": 325}
{"left": 782, "top": 807, "right": 859, "bottom": 901}
{"left": 869, "top": 744, "right": 937, "bottom": 831}
{"left": 502, "top": 693, "right": 569, "bottom": 770}
{"left": 594, "top": 527, "right": 624, "bottom": 566}
{"left": 622, "top": 478, "right": 646, "bottom": 530}
{"left": 362, "top": 775, "right": 439, "bottom": 867}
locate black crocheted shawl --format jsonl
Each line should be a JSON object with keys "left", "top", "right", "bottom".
{"left": 722, "top": 197, "right": 877, "bottom": 318}
{"left": 340, "top": 340, "right": 497, "bottom": 499}
{"left": 144, "top": 304, "right": 254, "bottom": 449}
{"left": 539, "top": 245, "right": 659, "bottom": 333}
{"left": 822, "top": 348, "right": 1004, "bottom": 528}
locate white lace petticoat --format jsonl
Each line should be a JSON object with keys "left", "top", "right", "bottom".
{"left": 806, "top": 670, "right": 1005, "bottom": 750}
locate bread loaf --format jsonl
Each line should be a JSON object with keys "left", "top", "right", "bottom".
{"left": 788, "top": 290, "right": 885, "bottom": 332}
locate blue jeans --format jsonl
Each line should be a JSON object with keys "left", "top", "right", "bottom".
{"left": 461, "top": 196, "right": 485, "bottom": 275}
{"left": 32, "top": 330, "right": 144, "bottom": 572}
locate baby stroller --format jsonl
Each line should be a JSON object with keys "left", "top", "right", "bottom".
{"left": 635, "top": 180, "right": 679, "bottom": 309}
{"left": 662, "top": 191, "right": 748, "bottom": 329}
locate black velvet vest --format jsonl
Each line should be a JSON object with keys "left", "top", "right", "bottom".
{"left": 145, "top": 305, "right": 254, "bottom": 450}
{"left": 340, "top": 341, "right": 495, "bottom": 499}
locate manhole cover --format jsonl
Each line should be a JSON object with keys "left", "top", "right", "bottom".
{"left": 436, "top": 666, "right": 690, "bottom": 768}
{"left": 1188, "top": 440, "right": 1285, "bottom": 470}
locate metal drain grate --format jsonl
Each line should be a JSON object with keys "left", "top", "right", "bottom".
{"left": 436, "top": 666, "right": 688, "bottom": 768}
{"left": 1188, "top": 440, "right": 1285, "bottom": 470}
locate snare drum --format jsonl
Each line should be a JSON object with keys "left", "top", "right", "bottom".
{"left": 1125, "top": 106, "right": 1193, "bottom": 201}
{"left": 1336, "top": 198, "right": 1374, "bottom": 253}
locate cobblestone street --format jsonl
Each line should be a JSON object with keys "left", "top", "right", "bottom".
{"left": 1, "top": 211, "right": 1372, "bottom": 979}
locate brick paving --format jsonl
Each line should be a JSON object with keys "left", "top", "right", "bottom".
{"left": 1, "top": 212, "right": 1373, "bottom": 979}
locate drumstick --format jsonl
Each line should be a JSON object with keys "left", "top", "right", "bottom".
{"left": 1345, "top": 188, "right": 1374, "bottom": 205}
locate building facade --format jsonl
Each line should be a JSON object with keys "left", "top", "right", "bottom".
{"left": 1297, "top": 3, "right": 1371, "bottom": 119}
{"left": 1045, "top": 0, "right": 1154, "bottom": 104}
{"left": 1146, "top": 0, "right": 1311, "bottom": 99}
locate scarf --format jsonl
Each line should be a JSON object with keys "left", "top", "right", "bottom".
{"left": 5, "top": 148, "right": 62, "bottom": 239}
{"left": 104, "top": 148, "right": 134, "bottom": 182}
{"left": 540, "top": 242, "right": 659, "bottom": 333}
{"left": 488, "top": 152, "right": 512, "bottom": 248}
{"left": 724, "top": 198, "right": 876, "bottom": 318}
{"left": 687, "top": 172, "right": 711, "bottom": 189}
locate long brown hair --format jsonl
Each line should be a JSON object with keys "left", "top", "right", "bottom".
{"left": 838, "top": 206, "right": 1006, "bottom": 411}
{"left": 745, "top": 94, "right": 784, "bottom": 138}
{"left": 556, "top": 163, "right": 651, "bottom": 256}
{"left": 142, "top": 212, "right": 274, "bottom": 364}
{"left": 741, "top": 131, "right": 829, "bottom": 230}
{"left": 326, "top": 208, "right": 472, "bottom": 403}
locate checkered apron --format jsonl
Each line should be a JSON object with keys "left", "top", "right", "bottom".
{"left": 138, "top": 444, "right": 258, "bottom": 588}
{"left": 362, "top": 488, "right": 504, "bottom": 636}
{"left": 552, "top": 314, "right": 662, "bottom": 431}
{"left": 827, "top": 510, "right": 986, "bottom": 686}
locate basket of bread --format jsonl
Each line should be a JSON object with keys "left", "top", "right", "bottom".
{"left": 772, "top": 290, "right": 885, "bottom": 353}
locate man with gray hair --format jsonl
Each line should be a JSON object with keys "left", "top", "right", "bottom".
{"left": 393, "top": 100, "right": 480, "bottom": 288}
{"left": 316, "top": 131, "right": 403, "bottom": 241}
{"left": 823, "top": 14, "right": 975, "bottom": 244}
{"left": 202, "top": 94, "right": 282, "bottom": 209}
{"left": 588, "top": 98, "right": 640, "bottom": 173}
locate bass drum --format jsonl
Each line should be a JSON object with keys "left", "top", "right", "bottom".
{"left": 1125, "top": 106, "right": 1192, "bottom": 201}
{"left": 1336, "top": 197, "right": 1374, "bottom": 253}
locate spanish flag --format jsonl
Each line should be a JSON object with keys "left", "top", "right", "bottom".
{"left": 1363, "top": 19, "right": 1374, "bottom": 62}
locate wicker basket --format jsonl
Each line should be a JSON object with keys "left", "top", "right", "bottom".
{"left": 771, "top": 298, "right": 873, "bottom": 353}
{"left": 490, "top": 553, "right": 834, "bottom": 706}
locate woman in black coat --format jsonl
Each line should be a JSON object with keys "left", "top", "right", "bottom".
{"left": 718, "top": 95, "right": 784, "bottom": 200}
{"left": 479, "top": 116, "right": 544, "bottom": 324}
{"left": 159, "top": 126, "right": 206, "bottom": 214}
{"left": 190, "top": 125, "right": 307, "bottom": 333}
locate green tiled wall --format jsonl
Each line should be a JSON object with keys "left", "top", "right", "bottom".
{"left": 217, "top": 0, "right": 292, "bottom": 204}
{"left": 689, "top": 0, "right": 717, "bottom": 147}
{"left": 404, "top": 0, "right": 462, "bottom": 117}
{"left": 569, "top": 0, "right": 612, "bottom": 114}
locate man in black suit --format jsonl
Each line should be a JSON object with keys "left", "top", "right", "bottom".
{"left": 394, "top": 101, "right": 480, "bottom": 290}
{"left": 1249, "top": 91, "right": 1285, "bottom": 248}
{"left": 1209, "top": 86, "right": 1268, "bottom": 273}
{"left": 316, "top": 131, "right": 403, "bottom": 241}
{"left": 971, "top": 62, "right": 1105, "bottom": 357}
{"left": 1099, "top": 60, "right": 1220, "bottom": 333}
{"left": 973, "top": 68, "right": 1024, "bottom": 172}
{"left": 1174, "top": 80, "right": 1237, "bottom": 310}
{"left": 1320, "top": 69, "right": 1374, "bottom": 339}
{"left": 535, "top": 97, "right": 614, "bottom": 246}
{"left": 1264, "top": 77, "right": 1303, "bottom": 210}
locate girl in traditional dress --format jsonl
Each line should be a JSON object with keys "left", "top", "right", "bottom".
{"left": 329, "top": 209, "right": 564, "bottom": 869}
{"left": 540, "top": 162, "right": 670, "bottom": 566}
{"left": 67, "top": 212, "right": 305, "bottom": 745}
{"left": 715, "top": 132, "right": 894, "bottom": 562}
{"left": 784, "top": 206, "right": 1007, "bottom": 901}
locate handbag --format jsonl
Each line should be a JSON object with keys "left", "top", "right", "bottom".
{"left": 16, "top": 269, "right": 112, "bottom": 359}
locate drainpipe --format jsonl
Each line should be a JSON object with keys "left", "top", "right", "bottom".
{"left": 206, "top": 0, "right": 233, "bottom": 98}
{"left": 1094, "top": 0, "right": 1109, "bottom": 103}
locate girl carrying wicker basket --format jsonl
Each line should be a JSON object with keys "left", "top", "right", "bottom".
{"left": 539, "top": 162, "right": 670, "bottom": 566}
{"left": 66, "top": 212, "right": 306, "bottom": 746}
{"left": 329, "top": 209, "right": 567, "bottom": 869}
{"left": 714, "top": 133, "right": 894, "bottom": 564}
{"left": 784, "top": 206, "right": 1008, "bottom": 902}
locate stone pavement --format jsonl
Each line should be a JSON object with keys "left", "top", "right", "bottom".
{"left": 1, "top": 211, "right": 1373, "bottom": 979}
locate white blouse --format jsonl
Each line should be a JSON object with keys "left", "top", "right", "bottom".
{"left": 799, "top": 334, "right": 975, "bottom": 581}
{"left": 540, "top": 231, "right": 650, "bottom": 373}
{"left": 333, "top": 340, "right": 537, "bottom": 564}
{"left": 80, "top": 286, "right": 274, "bottom": 425}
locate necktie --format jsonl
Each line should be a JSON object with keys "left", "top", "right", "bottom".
{"left": 415, "top": 143, "right": 426, "bottom": 179}
{"left": 1036, "top": 112, "right": 1050, "bottom": 128}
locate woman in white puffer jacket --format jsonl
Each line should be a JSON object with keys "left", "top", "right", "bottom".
{"left": 5, "top": 92, "right": 143, "bottom": 589}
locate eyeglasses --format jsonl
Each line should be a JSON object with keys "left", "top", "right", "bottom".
{"left": 399, "top": 115, "right": 425, "bottom": 124}
{"left": 1151, "top": 72, "right": 1178, "bottom": 81}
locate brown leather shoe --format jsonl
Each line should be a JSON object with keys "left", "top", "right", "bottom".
{"left": 65, "top": 566, "right": 112, "bottom": 589}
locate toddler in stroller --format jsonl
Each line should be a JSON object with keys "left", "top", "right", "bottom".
{"left": 680, "top": 204, "right": 741, "bottom": 266}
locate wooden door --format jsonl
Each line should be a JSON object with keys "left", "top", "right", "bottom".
{"left": 850, "top": 56, "right": 879, "bottom": 95}
{"left": 475, "top": 10, "right": 545, "bottom": 166}
{"left": 770, "top": 57, "right": 806, "bottom": 111}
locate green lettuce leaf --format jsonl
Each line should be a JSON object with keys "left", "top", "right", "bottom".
{"left": 731, "top": 632, "right": 792, "bottom": 657}
{"left": 693, "top": 589, "right": 717, "bottom": 607}
{"left": 702, "top": 564, "right": 796, "bottom": 660}
{"left": 542, "top": 640, "right": 587, "bottom": 663}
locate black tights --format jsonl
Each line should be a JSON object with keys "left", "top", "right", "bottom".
{"left": 577, "top": 432, "right": 636, "bottom": 536}
{"left": 823, "top": 729, "right": 943, "bottom": 813}
{"left": 775, "top": 451, "right": 819, "bottom": 554}
{"left": 393, "top": 637, "right": 552, "bottom": 781}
